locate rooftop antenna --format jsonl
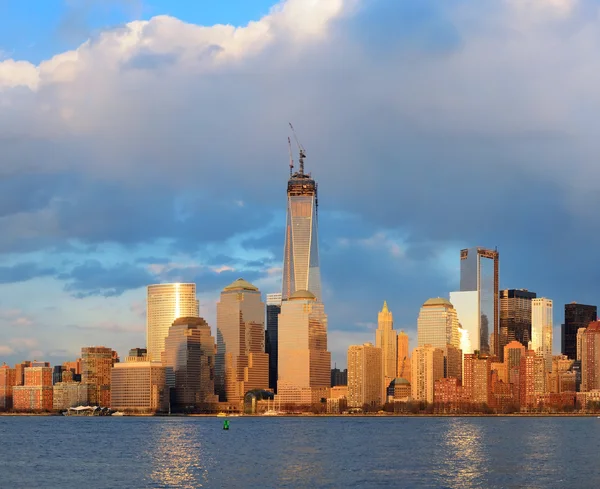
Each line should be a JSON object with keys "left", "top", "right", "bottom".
{"left": 289, "top": 122, "right": 306, "bottom": 175}
{"left": 288, "top": 137, "right": 294, "bottom": 177}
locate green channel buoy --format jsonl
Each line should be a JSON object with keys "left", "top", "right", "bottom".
{"left": 223, "top": 419, "right": 230, "bottom": 430}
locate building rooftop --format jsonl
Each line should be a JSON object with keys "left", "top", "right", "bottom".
{"left": 223, "top": 278, "right": 259, "bottom": 292}
{"left": 423, "top": 297, "right": 453, "bottom": 307}
{"left": 390, "top": 378, "right": 410, "bottom": 386}
{"left": 289, "top": 290, "right": 316, "bottom": 301}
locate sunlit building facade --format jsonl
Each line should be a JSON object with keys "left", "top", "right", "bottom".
{"left": 531, "top": 298, "right": 553, "bottom": 372}
{"left": 411, "top": 345, "right": 444, "bottom": 403}
{"left": 146, "top": 283, "right": 199, "bottom": 363}
{"left": 81, "top": 346, "right": 118, "bottom": 407}
{"left": 216, "top": 279, "right": 268, "bottom": 403}
{"left": 500, "top": 289, "right": 536, "bottom": 357}
{"left": 347, "top": 343, "right": 383, "bottom": 408}
{"left": 111, "top": 359, "right": 167, "bottom": 413}
{"left": 277, "top": 290, "right": 331, "bottom": 404}
{"left": 417, "top": 298, "right": 460, "bottom": 349}
{"left": 451, "top": 247, "right": 499, "bottom": 356}
{"left": 281, "top": 160, "right": 321, "bottom": 302}
{"left": 581, "top": 322, "right": 600, "bottom": 392}
{"left": 164, "top": 317, "right": 218, "bottom": 408}
{"left": 463, "top": 355, "right": 493, "bottom": 406}
{"left": 519, "top": 350, "right": 546, "bottom": 409}
{"left": 397, "top": 330, "right": 411, "bottom": 383}
{"left": 13, "top": 366, "right": 53, "bottom": 411}
{"left": 53, "top": 381, "right": 88, "bottom": 410}
{"left": 376, "top": 301, "right": 397, "bottom": 396}
{"left": 0, "top": 364, "right": 16, "bottom": 410}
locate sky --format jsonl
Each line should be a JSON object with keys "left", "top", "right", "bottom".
{"left": 0, "top": 0, "right": 599, "bottom": 368}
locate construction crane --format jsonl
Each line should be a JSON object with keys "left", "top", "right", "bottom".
{"left": 288, "top": 137, "right": 294, "bottom": 176}
{"left": 399, "top": 356, "right": 407, "bottom": 378}
{"left": 289, "top": 122, "right": 306, "bottom": 175}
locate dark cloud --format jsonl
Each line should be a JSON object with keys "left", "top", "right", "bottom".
{"left": 0, "top": 263, "right": 57, "bottom": 284}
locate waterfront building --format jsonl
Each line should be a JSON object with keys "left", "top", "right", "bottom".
{"left": 390, "top": 378, "right": 411, "bottom": 401}
{"left": 265, "top": 292, "right": 282, "bottom": 393}
{"left": 376, "top": 301, "right": 397, "bottom": 396}
{"left": 417, "top": 298, "right": 460, "bottom": 349}
{"left": 444, "top": 345, "right": 462, "bottom": 383}
{"left": 563, "top": 303, "right": 597, "bottom": 360}
{"left": 434, "top": 378, "right": 464, "bottom": 410}
{"left": 577, "top": 327, "right": 587, "bottom": 361}
{"left": 81, "top": 346, "right": 118, "bottom": 407}
{"left": 146, "top": 283, "right": 199, "bottom": 363}
{"left": 347, "top": 343, "right": 383, "bottom": 408}
{"left": 111, "top": 359, "right": 167, "bottom": 413}
{"left": 397, "top": 330, "right": 411, "bottom": 384}
{"left": 581, "top": 322, "right": 600, "bottom": 392}
{"left": 281, "top": 147, "right": 321, "bottom": 302}
{"left": 216, "top": 279, "right": 268, "bottom": 403}
{"left": 504, "top": 341, "right": 526, "bottom": 404}
{"left": 0, "top": 364, "right": 16, "bottom": 410}
{"left": 491, "top": 374, "right": 514, "bottom": 411}
{"left": 53, "top": 381, "right": 88, "bottom": 410}
{"left": 277, "top": 290, "right": 331, "bottom": 405}
{"left": 411, "top": 345, "right": 444, "bottom": 404}
{"left": 14, "top": 361, "right": 31, "bottom": 386}
{"left": 13, "top": 366, "right": 53, "bottom": 411}
{"left": 500, "top": 289, "right": 536, "bottom": 357}
{"left": 52, "top": 365, "right": 64, "bottom": 385}
{"left": 491, "top": 361, "right": 507, "bottom": 383}
{"left": 331, "top": 367, "right": 348, "bottom": 387}
{"left": 531, "top": 298, "right": 553, "bottom": 372}
{"left": 163, "top": 317, "right": 218, "bottom": 408}
{"left": 463, "top": 355, "right": 493, "bottom": 406}
{"left": 519, "top": 350, "right": 546, "bottom": 409}
{"left": 450, "top": 247, "right": 499, "bottom": 356}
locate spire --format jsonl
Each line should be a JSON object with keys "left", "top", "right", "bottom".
{"left": 382, "top": 300, "right": 389, "bottom": 313}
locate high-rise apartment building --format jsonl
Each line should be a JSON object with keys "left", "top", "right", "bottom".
{"left": 331, "top": 367, "right": 348, "bottom": 387}
{"left": 519, "top": 350, "right": 546, "bottom": 408}
{"left": 577, "top": 327, "right": 587, "bottom": 361}
{"left": 146, "top": 283, "right": 199, "bottom": 363}
{"left": 0, "top": 364, "right": 16, "bottom": 410}
{"left": 13, "top": 366, "right": 53, "bottom": 411}
{"left": 443, "top": 345, "right": 462, "bottom": 383}
{"left": 563, "top": 303, "right": 597, "bottom": 360}
{"left": 411, "top": 345, "right": 444, "bottom": 403}
{"left": 417, "top": 298, "right": 460, "bottom": 349}
{"left": 277, "top": 290, "right": 331, "bottom": 404}
{"left": 450, "top": 247, "right": 499, "bottom": 356}
{"left": 581, "top": 321, "right": 600, "bottom": 392}
{"left": 397, "top": 331, "right": 411, "bottom": 382}
{"left": 281, "top": 150, "right": 321, "bottom": 301}
{"left": 376, "top": 301, "right": 397, "bottom": 396}
{"left": 163, "top": 317, "right": 218, "bottom": 408}
{"left": 347, "top": 343, "right": 383, "bottom": 408}
{"left": 504, "top": 341, "right": 526, "bottom": 405}
{"left": 53, "top": 381, "right": 88, "bottom": 411}
{"left": 265, "top": 292, "right": 282, "bottom": 393}
{"left": 216, "top": 279, "right": 268, "bottom": 403}
{"left": 500, "top": 289, "right": 536, "bottom": 357}
{"left": 81, "top": 346, "right": 118, "bottom": 407}
{"left": 532, "top": 298, "right": 553, "bottom": 372}
{"left": 14, "top": 361, "right": 31, "bottom": 386}
{"left": 463, "top": 355, "right": 493, "bottom": 406}
{"left": 111, "top": 357, "right": 168, "bottom": 413}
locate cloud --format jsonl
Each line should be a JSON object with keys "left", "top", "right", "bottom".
{"left": 0, "top": 309, "right": 35, "bottom": 328}
{"left": 0, "top": 263, "right": 56, "bottom": 284}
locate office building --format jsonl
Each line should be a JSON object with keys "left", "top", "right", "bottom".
{"left": 417, "top": 298, "right": 460, "bottom": 349}
{"left": 500, "top": 289, "right": 536, "bottom": 357}
{"left": 216, "top": 279, "right": 268, "bottom": 403}
{"left": 111, "top": 359, "right": 167, "bottom": 413}
{"left": 13, "top": 366, "right": 53, "bottom": 411}
{"left": 581, "top": 321, "right": 600, "bottom": 392}
{"left": 81, "top": 346, "right": 118, "bottom": 407}
{"left": 163, "top": 317, "right": 218, "bottom": 408}
{"left": 397, "top": 330, "right": 411, "bottom": 383}
{"left": 146, "top": 283, "right": 199, "bottom": 363}
{"left": 450, "top": 247, "right": 499, "bottom": 356}
{"left": 331, "top": 367, "right": 348, "bottom": 387}
{"left": 376, "top": 301, "right": 397, "bottom": 395}
{"left": 531, "top": 298, "right": 553, "bottom": 372}
{"left": 281, "top": 147, "right": 321, "bottom": 302}
{"left": 277, "top": 290, "right": 331, "bottom": 405}
{"left": 265, "top": 292, "right": 282, "bottom": 393}
{"left": 347, "top": 343, "right": 383, "bottom": 408}
{"left": 563, "top": 303, "right": 597, "bottom": 360}
{"left": 411, "top": 345, "right": 444, "bottom": 403}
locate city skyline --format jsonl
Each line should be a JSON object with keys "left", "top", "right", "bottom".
{"left": 2, "top": 0, "right": 600, "bottom": 368}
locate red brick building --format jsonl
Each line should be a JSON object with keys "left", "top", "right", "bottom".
{"left": 13, "top": 366, "right": 53, "bottom": 411}
{"left": 0, "top": 364, "right": 17, "bottom": 410}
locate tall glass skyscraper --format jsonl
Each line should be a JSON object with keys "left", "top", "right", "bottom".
{"left": 450, "top": 247, "right": 499, "bottom": 356}
{"left": 265, "top": 292, "right": 282, "bottom": 393}
{"left": 282, "top": 157, "right": 321, "bottom": 301}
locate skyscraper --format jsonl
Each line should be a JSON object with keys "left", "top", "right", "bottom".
{"left": 581, "top": 321, "right": 600, "bottom": 392}
{"left": 347, "top": 343, "right": 383, "bottom": 408}
{"left": 376, "top": 301, "right": 397, "bottom": 395}
{"left": 277, "top": 290, "right": 331, "bottom": 404}
{"left": 531, "top": 298, "right": 553, "bottom": 372}
{"left": 216, "top": 278, "right": 268, "bottom": 403}
{"left": 81, "top": 346, "right": 118, "bottom": 406}
{"left": 562, "top": 303, "right": 597, "bottom": 360}
{"left": 281, "top": 147, "right": 321, "bottom": 301}
{"left": 500, "top": 289, "right": 537, "bottom": 357}
{"left": 265, "top": 292, "right": 282, "bottom": 393}
{"left": 163, "top": 317, "right": 217, "bottom": 408}
{"left": 450, "top": 247, "right": 499, "bottom": 356}
{"left": 411, "top": 345, "right": 444, "bottom": 403}
{"left": 146, "top": 283, "right": 199, "bottom": 363}
{"left": 417, "top": 298, "right": 460, "bottom": 349}
{"left": 397, "top": 331, "right": 411, "bottom": 382}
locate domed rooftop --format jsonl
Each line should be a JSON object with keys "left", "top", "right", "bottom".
{"left": 289, "top": 290, "right": 316, "bottom": 301}
{"left": 423, "top": 297, "right": 452, "bottom": 307}
{"left": 223, "top": 278, "right": 259, "bottom": 292}
{"left": 390, "top": 377, "right": 410, "bottom": 386}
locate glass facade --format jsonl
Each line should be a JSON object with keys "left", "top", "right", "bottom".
{"left": 500, "top": 289, "right": 537, "bottom": 357}
{"left": 458, "top": 247, "right": 499, "bottom": 356}
{"left": 563, "top": 303, "right": 597, "bottom": 360}
{"left": 146, "top": 283, "right": 199, "bottom": 363}
{"left": 282, "top": 174, "right": 322, "bottom": 301}
{"left": 449, "top": 291, "right": 478, "bottom": 354}
{"left": 531, "top": 298, "right": 553, "bottom": 372}
{"left": 265, "top": 293, "right": 282, "bottom": 393}
{"left": 417, "top": 298, "right": 460, "bottom": 350}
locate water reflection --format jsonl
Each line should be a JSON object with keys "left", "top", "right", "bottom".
{"left": 145, "top": 419, "right": 212, "bottom": 488}
{"left": 437, "top": 418, "right": 486, "bottom": 488}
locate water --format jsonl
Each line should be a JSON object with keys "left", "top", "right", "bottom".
{"left": 1, "top": 416, "right": 599, "bottom": 488}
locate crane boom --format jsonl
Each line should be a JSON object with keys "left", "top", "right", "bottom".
{"left": 289, "top": 122, "right": 307, "bottom": 175}
{"left": 288, "top": 137, "right": 294, "bottom": 177}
